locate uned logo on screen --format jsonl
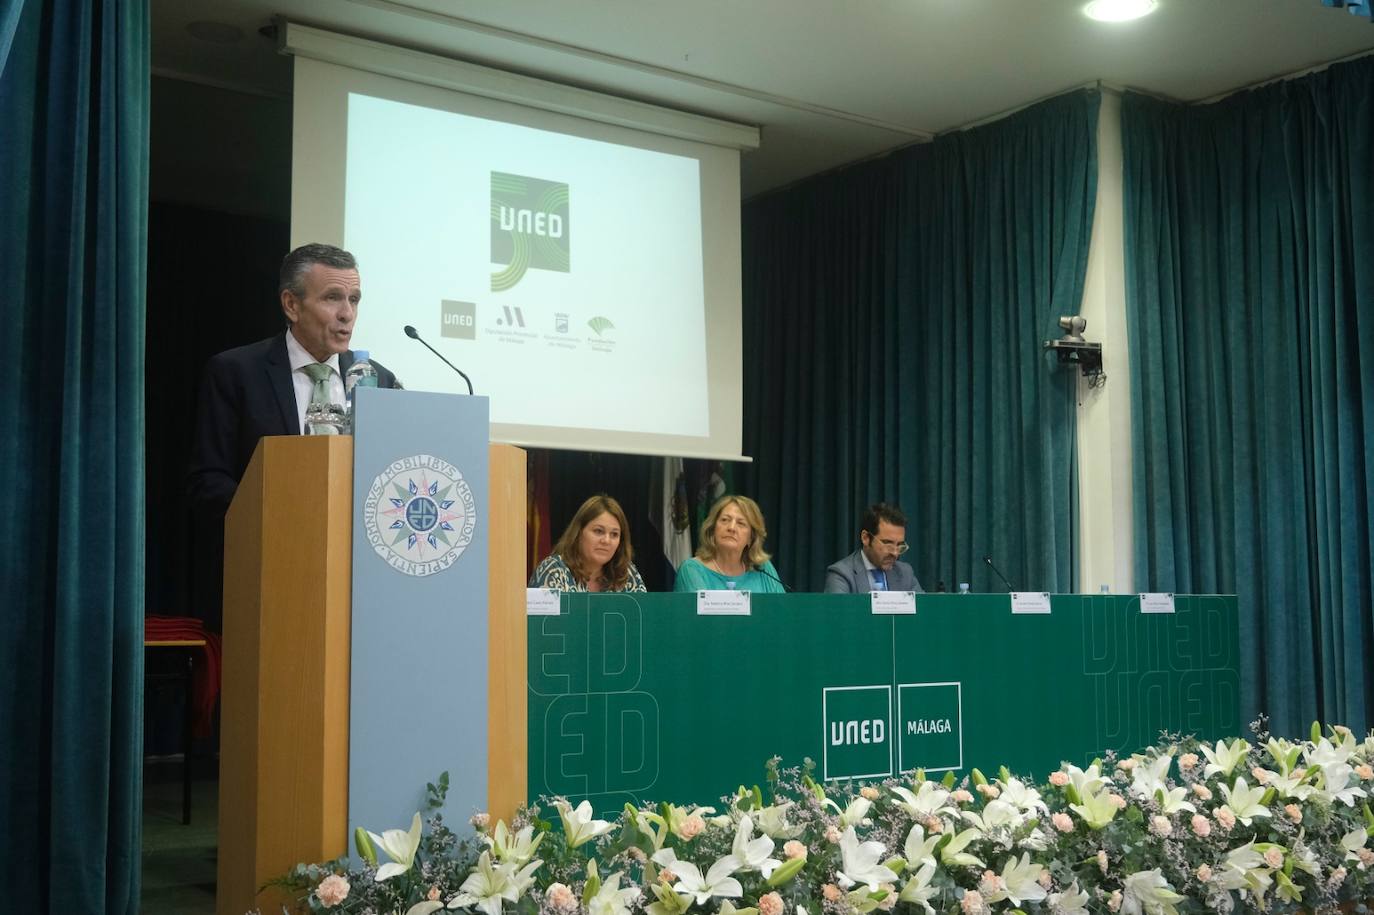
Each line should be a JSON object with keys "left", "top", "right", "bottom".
{"left": 490, "top": 171, "right": 570, "bottom": 292}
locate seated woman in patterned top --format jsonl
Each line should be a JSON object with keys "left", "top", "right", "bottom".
{"left": 529, "top": 494, "right": 647, "bottom": 592}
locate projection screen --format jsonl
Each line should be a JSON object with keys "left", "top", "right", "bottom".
{"left": 283, "top": 24, "right": 759, "bottom": 460}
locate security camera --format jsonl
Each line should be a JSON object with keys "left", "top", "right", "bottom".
{"left": 1043, "top": 314, "right": 1104, "bottom": 383}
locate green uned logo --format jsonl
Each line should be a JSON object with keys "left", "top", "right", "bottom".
{"left": 823, "top": 685, "right": 892, "bottom": 781}
{"left": 490, "top": 171, "right": 570, "bottom": 292}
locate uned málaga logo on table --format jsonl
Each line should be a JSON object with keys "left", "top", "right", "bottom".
{"left": 491, "top": 171, "right": 569, "bottom": 292}
{"left": 363, "top": 454, "right": 476, "bottom": 577}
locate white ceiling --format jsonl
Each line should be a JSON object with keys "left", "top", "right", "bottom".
{"left": 151, "top": 0, "right": 1374, "bottom": 197}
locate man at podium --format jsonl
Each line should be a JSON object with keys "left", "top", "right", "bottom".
{"left": 185, "top": 242, "right": 399, "bottom": 627}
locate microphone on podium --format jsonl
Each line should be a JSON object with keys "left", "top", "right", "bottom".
{"left": 983, "top": 555, "right": 1014, "bottom": 592}
{"left": 403, "top": 325, "right": 474, "bottom": 395}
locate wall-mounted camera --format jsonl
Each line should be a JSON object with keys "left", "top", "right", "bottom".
{"left": 1043, "top": 315, "right": 1105, "bottom": 386}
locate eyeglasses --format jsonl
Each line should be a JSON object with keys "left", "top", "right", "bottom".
{"left": 870, "top": 536, "right": 909, "bottom": 554}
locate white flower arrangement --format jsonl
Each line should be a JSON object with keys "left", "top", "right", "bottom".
{"left": 278, "top": 724, "right": 1374, "bottom": 915}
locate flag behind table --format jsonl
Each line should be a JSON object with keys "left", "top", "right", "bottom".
{"left": 649, "top": 456, "right": 693, "bottom": 570}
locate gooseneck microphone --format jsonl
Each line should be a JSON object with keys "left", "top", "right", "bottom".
{"left": 983, "top": 555, "right": 1014, "bottom": 592}
{"left": 403, "top": 325, "right": 473, "bottom": 395}
{"left": 755, "top": 564, "right": 793, "bottom": 593}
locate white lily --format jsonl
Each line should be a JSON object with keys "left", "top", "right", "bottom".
{"left": 1201, "top": 738, "right": 1251, "bottom": 778}
{"left": 1068, "top": 785, "right": 1119, "bottom": 830}
{"left": 1341, "top": 826, "right": 1369, "bottom": 863}
{"left": 836, "top": 826, "right": 899, "bottom": 891}
{"left": 998, "top": 777, "right": 1046, "bottom": 814}
{"left": 670, "top": 854, "right": 743, "bottom": 905}
{"left": 897, "top": 861, "right": 938, "bottom": 913}
{"left": 980, "top": 853, "right": 1047, "bottom": 907}
{"left": 644, "top": 881, "right": 693, "bottom": 915}
{"left": 406, "top": 903, "right": 445, "bottom": 915}
{"left": 451, "top": 850, "right": 542, "bottom": 915}
{"left": 730, "top": 816, "right": 781, "bottom": 877}
{"left": 1218, "top": 776, "right": 1272, "bottom": 827}
{"left": 588, "top": 871, "right": 640, "bottom": 915}
{"left": 1305, "top": 732, "right": 1358, "bottom": 769}
{"left": 1129, "top": 754, "right": 1173, "bottom": 798}
{"left": 1310, "top": 763, "right": 1367, "bottom": 807}
{"left": 1121, "top": 869, "right": 1184, "bottom": 915}
{"left": 1268, "top": 767, "right": 1314, "bottom": 801}
{"left": 367, "top": 812, "right": 423, "bottom": 882}
{"left": 890, "top": 782, "right": 956, "bottom": 819}
{"left": 1048, "top": 880, "right": 1090, "bottom": 915}
{"left": 752, "top": 802, "right": 803, "bottom": 839}
{"left": 716, "top": 901, "right": 759, "bottom": 915}
{"left": 825, "top": 795, "right": 872, "bottom": 829}
{"left": 960, "top": 798, "right": 1023, "bottom": 834}
{"left": 1266, "top": 737, "right": 1301, "bottom": 775}
{"left": 556, "top": 799, "right": 615, "bottom": 848}
{"left": 1213, "top": 842, "right": 1274, "bottom": 903}
{"left": 486, "top": 820, "right": 543, "bottom": 866}
{"left": 939, "top": 827, "right": 985, "bottom": 869}
{"left": 903, "top": 823, "right": 941, "bottom": 870}
{"left": 1063, "top": 763, "right": 1109, "bottom": 797}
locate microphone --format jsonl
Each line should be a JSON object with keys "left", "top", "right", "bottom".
{"left": 754, "top": 564, "right": 793, "bottom": 593}
{"left": 983, "top": 555, "right": 1014, "bottom": 592}
{"left": 404, "top": 325, "right": 473, "bottom": 395}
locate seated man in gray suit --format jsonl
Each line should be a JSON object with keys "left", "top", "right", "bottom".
{"left": 824, "top": 503, "right": 923, "bottom": 593}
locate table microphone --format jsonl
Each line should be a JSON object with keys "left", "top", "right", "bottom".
{"left": 755, "top": 564, "right": 793, "bottom": 592}
{"left": 983, "top": 555, "right": 1014, "bottom": 592}
{"left": 403, "top": 325, "right": 473, "bottom": 395}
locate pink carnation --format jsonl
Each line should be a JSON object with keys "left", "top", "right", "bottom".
{"left": 315, "top": 874, "right": 350, "bottom": 907}
{"left": 1116, "top": 758, "right": 1138, "bottom": 772}
{"left": 1357, "top": 847, "right": 1374, "bottom": 867}
{"left": 1048, "top": 772, "right": 1070, "bottom": 787}
{"left": 1150, "top": 815, "right": 1172, "bottom": 837}
{"left": 784, "top": 840, "right": 807, "bottom": 860}
{"left": 951, "top": 789, "right": 974, "bottom": 804}
{"left": 1051, "top": 812, "right": 1074, "bottom": 833}
{"left": 976, "top": 784, "right": 1000, "bottom": 799}
{"left": 1264, "top": 847, "right": 1284, "bottom": 869}
{"left": 822, "top": 884, "right": 842, "bottom": 902}
{"left": 1191, "top": 783, "right": 1212, "bottom": 801}
{"left": 1097, "top": 850, "right": 1109, "bottom": 874}
{"left": 678, "top": 814, "right": 705, "bottom": 839}
{"left": 1250, "top": 767, "right": 1273, "bottom": 785}
{"left": 1107, "top": 889, "right": 1123, "bottom": 912}
{"left": 1178, "top": 753, "right": 1199, "bottom": 771}
{"left": 960, "top": 889, "right": 986, "bottom": 914}
{"left": 1356, "top": 764, "right": 1374, "bottom": 781}
{"left": 923, "top": 815, "right": 943, "bottom": 834}
{"left": 860, "top": 786, "right": 880, "bottom": 801}
{"left": 1196, "top": 864, "right": 1213, "bottom": 882}
{"left": 1214, "top": 807, "right": 1236, "bottom": 831}
{"left": 825, "top": 825, "right": 842, "bottom": 843}
{"left": 547, "top": 883, "right": 578, "bottom": 913}
{"left": 1190, "top": 814, "right": 1211, "bottom": 837}
{"left": 1107, "top": 793, "right": 1127, "bottom": 809}
{"left": 1284, "top": 803, "right": 1302, "bottom": 823}
{"left": 759, "top": 892, "right": 784, "bottom": 915}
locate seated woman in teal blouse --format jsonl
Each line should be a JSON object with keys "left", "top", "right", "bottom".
{"left": 530, "top": 494, "right": 647, "bottom": 592}
{"left": 673, "top": 494, "right": 785, "bottom": 593}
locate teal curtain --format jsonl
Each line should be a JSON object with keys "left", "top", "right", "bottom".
{"left": 0, "top": 0, "right": 150, "bottom": 910}
{"left": 1122, "top": 56, "right": 1374, "bottom": 736}
{"left": 741, "top": 91, "right": 1098, "bottom": 594}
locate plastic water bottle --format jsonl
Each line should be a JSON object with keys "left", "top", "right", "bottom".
{"left": 958, "top": 582, "right": 970, "bottom": 595}
{"left": 344, "top": 350, "right": 378, "bottom": 403}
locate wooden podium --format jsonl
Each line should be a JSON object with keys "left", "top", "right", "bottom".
{"left": 217, "top": 435, "right": 526, "bottom": 915}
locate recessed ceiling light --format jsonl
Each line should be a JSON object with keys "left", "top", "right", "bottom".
{"left": 186, "top": 20, "right": 244, "bottom": 44}
{"left": 1083, "top": 0, "right": 1158, "bottom": 22}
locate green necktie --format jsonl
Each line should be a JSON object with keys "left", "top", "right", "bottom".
{"left": 302, "top": 362, "right": 332, "bottom": 408}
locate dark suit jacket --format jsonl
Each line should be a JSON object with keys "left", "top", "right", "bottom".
{"left": 824, "top": 549, "right": 923, "bottom": 594}
{"left": 186, "top": 332, "right": 398, "bottom": 518}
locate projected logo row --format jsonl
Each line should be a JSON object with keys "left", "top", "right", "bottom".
{"left": 440, "top": 299, "right": 615, "bottom": 350}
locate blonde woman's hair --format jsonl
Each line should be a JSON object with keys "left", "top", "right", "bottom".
{"left": 695, "top": 494, "right": 771, "bottom": 568}
{"left": 552, "top": 494, "right": 634, "bottom": 590}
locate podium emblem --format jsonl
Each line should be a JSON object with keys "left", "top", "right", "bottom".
{"left": 363, "top": 454, "right": 477, "bottom": 576}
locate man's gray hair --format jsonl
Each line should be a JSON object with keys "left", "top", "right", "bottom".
{"left": 279, "top": 243, "right": 358, "bottom": 297}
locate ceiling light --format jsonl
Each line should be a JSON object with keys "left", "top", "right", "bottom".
{"left": 1083, "top": 0, "right": 1158, "bottom": 22}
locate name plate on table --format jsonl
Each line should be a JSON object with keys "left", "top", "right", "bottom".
{"left": 1010, "top": 591, "right": 1052, "bottom": 614}
{"left": 870, "top": 591, "right": 916, "bottom": 615}
{"left": 697, "top": 590, "right": 751, "bottom": 615}
{"left": 526, "top": 588, "right": 560, "bottom": 616}
{"left": 1140, "top": 592, "right": 1176, "bottom": 614}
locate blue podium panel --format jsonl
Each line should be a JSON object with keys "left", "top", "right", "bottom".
{"left": 349, "top": 387, "right": 489, "bottom": 837}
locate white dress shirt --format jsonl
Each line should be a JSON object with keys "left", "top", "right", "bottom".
{"left": 285, "top": 329, "right": 344, "bottom": 433}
